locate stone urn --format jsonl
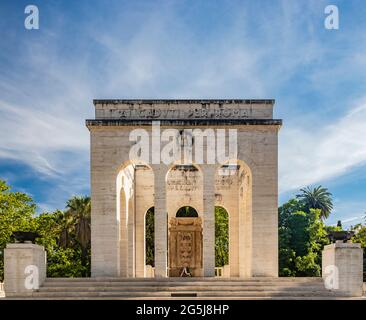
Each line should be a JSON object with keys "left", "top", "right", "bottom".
{"left": 327, "top": 230, "right": 354, "bottom": 243}
{"left": 12, "top": 231, "right": 41, "bottom": 244}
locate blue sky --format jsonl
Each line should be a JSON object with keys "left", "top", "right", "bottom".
{"left": 0, "top": 0, "right": 365, "bottom": 227}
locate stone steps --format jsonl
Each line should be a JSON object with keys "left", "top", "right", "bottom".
{"left": 6, "top": 277, "right": 344, "bottom": 299}
{"left": 45, "top": 276, "right": 323, "bottom": 282}
{"left": 42, "top": 281, "right": 325, "bottom": 287}
{"left": 39, "top": 285, "right": 326, "bottom": 292}
{"left": 31, "top": 291, "right": 336, "bottom": 298}
{"left": 41, "top": 278, "right": 325, "bottom": 286}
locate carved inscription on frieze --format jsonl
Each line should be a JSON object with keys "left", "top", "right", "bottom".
{"left": 215, "top": 176, "right": 235, "bottom": 190}
{"left": 167, "top": 170, "right": 200, "bottom": 192}
{"left": 115, "top": 107, "right": 250, "bottom": 119}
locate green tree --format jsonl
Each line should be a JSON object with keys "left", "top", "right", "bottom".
{"left": 0, "top": 180, "right": 36, "bottom": 281}
{"left": 215, "top": 207, "right": 229, "bottom": 267}
{"left": 296, "top": 186, "right": 333, "bottom": 219}
{"left": 34, "top": 212, "right": 62, "bottom": 253}
{"left": 47, "top": 247, "right": 88, "bottom": 277}
{"left": 56, "top": 209, "right": 74, "bottom": 248}
{"left": 65, "top": 196, "right": 91, "bottom": 276}
{"left": 32, "top": 211, "right": 88, "bottom": 277}
{"left": 279, "top": 197, "right": 329, "bottom": 277}
{"left": 351, "top": 223, "right": 366, "bottom": 281}
{"left": 145, "top": 207, "right": 154, "bottom": 266}
{"left": 0, "top": 179, "right": 92, "bottom": 278}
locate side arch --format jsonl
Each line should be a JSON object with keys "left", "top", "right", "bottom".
{"left": 215, "top": 159, "right": 252, "bottom": 277}
{"left": 116, "top": 159, "right": 154, "bottom": 278}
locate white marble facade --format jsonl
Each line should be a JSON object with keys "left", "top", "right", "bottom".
{"left": 86, "top": 100, "right": 282, "bottom": 278}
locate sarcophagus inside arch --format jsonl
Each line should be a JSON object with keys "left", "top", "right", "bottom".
{"left": 168, "top": 217, "right": 203, "bottom": 277}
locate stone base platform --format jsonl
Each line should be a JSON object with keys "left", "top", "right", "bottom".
{"left": 3, "top": 277, "right": 365, "bottom": 300}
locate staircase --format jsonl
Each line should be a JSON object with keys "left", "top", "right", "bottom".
{"left": 8, "top": 277, "right": 346, "bottom": 299}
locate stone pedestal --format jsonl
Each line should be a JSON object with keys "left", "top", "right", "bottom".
{"left": 4, "top": 243, "right": 47, "bottom": 296}
{"left": 322, "top": 242, "right": 363, "bottom": 296}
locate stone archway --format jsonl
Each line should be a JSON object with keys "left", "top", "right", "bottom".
{"left": 89, "top": 100, "right": 281, "bottom": 278}
{"left": 168, "top": 206, "right": 203, "bottom": 277}
{"left": 214, "top": 160, "right": 253, "bottom": 277}
{"left": 176, "top": 206, "right": 198, "bottom": 217}
{"left": 116, "top": 160, "right": 154, "bottom": 278}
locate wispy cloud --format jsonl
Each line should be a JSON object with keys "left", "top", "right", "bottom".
{"left": 0, "top": 100, "right": 89, "bottom": 176}
{"left": 0, "top": 0, "right": 366, "bottom": 213}
{"left": 279, "top": 100, "right": 366, "bottom": 192}
{"left": 328, "top": 197, "right": 366, "bottom": 228}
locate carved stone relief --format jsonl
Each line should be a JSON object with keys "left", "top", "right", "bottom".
{"left": 168, "top": 217, "right": 203, "bottom": 277}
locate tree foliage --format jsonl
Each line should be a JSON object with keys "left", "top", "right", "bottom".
{"left": 215, "top": 207, "right": 229, "bottom": 267}
{"left": 145, "top": 207, "right": 154, "bottom": 266}
{"left": 296, "top": 186, "right": 333, "bottom": 219}
{"left": 0, "top": 179, "right": 91, "bottom": 281}
{"left": 33, "top": 208, "right": 91, "bottom": 278}
{"left": 279, "top": 185, "right": 336, "bottom": 277}
{"left": 65, "top": 196, "right": 91, "bottom": 275}
{"left": 279, "top": 198, "right": 330, "bottom": 276}
{"left": 2, "top": 178, "right": 365, "bottom": 281}
{"left": 351, "top": 223, "right": 366, "bottom": 281}
{"left": 0, "top": 180, "right": 36, "bottom": 280}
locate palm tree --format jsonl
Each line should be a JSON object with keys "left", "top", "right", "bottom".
{"left": 55, "top": 210, "right": 74, "bottom": 248}
{"left": 65, "top": 196, "right": 91, "bottom": 267}
{"left": 296, "top": 186, "right": 333, "bottom": 219}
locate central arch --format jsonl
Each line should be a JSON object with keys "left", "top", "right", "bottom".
{"left": 176, "top": 206, "right": 199, "bottom": 217}
{"left": 165, "top": 163, "right": 203, "bottom": 221}
{"left": 168, "top": 205, "right": 203, "bottom": 277}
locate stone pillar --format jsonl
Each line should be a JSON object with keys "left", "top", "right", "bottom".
{"left": 322, "top": 242, "right": 363, "bottom": 297}
{"left": 229, "top": 203, "right": 239, "bottom": 277}
{"left": 119, "top": 223, "right": 128, "bottom": 277}
{"left": 250, "top": 165, "right": 278, "bottom": 277}
{"left": 153, "top": 165, "right": 168, "bottom": 277}
{"left": 202, "top": 165, "right": 215, "bottom": 277}
{"left": 135, "top": 206, "right": 145, "bottom": 277}
{"left": 127, "top": 197, "right": 135, "bottom": 277}
{"left": 4, "top": 243, "right": 47, "bottom": 296}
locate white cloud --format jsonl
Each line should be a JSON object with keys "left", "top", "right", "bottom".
{"left": 327, "top": 198, "right": 366, "bottom": 228}
{"left": 279, "top": 100, "right": 366, "bottom": 192}
{"left": 0, "top": 100, "right": 89, "bottom": 176}
{"left": 1, "top": 0, "right": 366, "bottom": 214}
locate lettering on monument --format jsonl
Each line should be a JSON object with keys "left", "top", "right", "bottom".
{"left": 215, "top": 176, "right": 235, "bottom": 190}
{"left": 109, "top": 107, "right": 251, "bottom": 119}
{"left": 166, "top": 171, "right": 200, "bottom": 192}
